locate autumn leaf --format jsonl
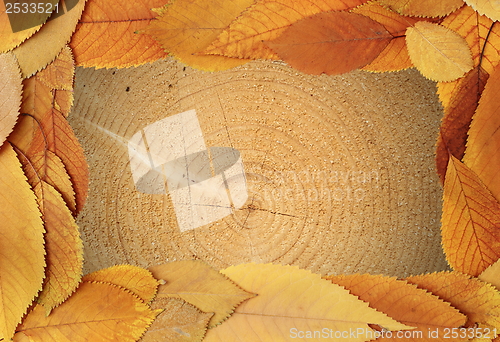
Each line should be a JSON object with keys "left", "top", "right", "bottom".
{"left": 265, "top": 11, "right": 393, "bottom": 75}
{"left": 204, "top": 263, "right": 412, "bottom": 341}
{"left": 141, "top": 297, "right": 213, "bottom": 342}
{"left": 13, "top": 281, "right": 157, "bottom": 342}
{"left": 407, "top": 271, "right": 500, "bottom": 329}
{"left": 0, "top": 52, "right": 22, "bottom": 146}
{"left": 326, "top": 274, "right": 467, "bottom": 341}
{"left": 463, "top": 64, "right": 500, "bottom": 204}
{"left": 149, "top": 260, "right": 255, "bottom": 328}
{"left": 12, "top": 0, "right": 87, "bottom": 78}
{"left": 435, "top": 66, "right": 489, "bottom": 183}
{"left": 376, "top": 0, "right": 465, "bottom": 17}
{"left": 465, "top": 0, "right": 500, "bottom": 21}
{"left": 30, "top": 181, "right": 83, "bottom": 314}
{"left": 442, "top": 155, "right": 500, "bottom": 276}
{"left": 82, "top": 264, "right": 160, "bottom": 303}
{"left": 479, "top": 258, "right": 500, "bottom": 290}
{"left": 438, "top": 5, "right": 500, "bottom": 107}
{"left": 203, "top": 0, "right": 367, "bottom": 60}
{"left": 141, "top": 0, "right": 253, "bottom": 71}
{"left": 405, "top": 21, "right": 474, "bottom": 81}
{"left": 0, "top": 143, "right": 45, "bottom": 340}
{"left": 70, "top": 0, "right": 170, "bottom": 69}
{"left": 352, "top": 2, "right": 423, "bottom": 72}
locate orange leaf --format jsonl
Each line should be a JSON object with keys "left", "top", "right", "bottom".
{"left": 326, "top": 274, "right": 467, "bottom": 341}
{"left": 406, "top": 271, "right": 500, "bottom": 329}
{"left": 140, "top": 0, "right": 254, "bottom": 71}
{"left": 442, "top": 155, "right": 500, "bottom": 276}
{"left": 377, "top": 0, "right": 465, "bottom": 17}
{"left": 141, "top": 297, "right": 213, "bottom": 342}
{"left": 70, "top": 0, "right": 169, "bottom": 69}
{"left": 203, "top": 0, "right": 367, "bottom": 60}
{"left": 353, "top": 2, "right": 421, "bottom": 72}
{"left": 435, "top": 66, "right": 489, "bottom": 184}
{"left": 82, "top": 265, "right": 159, "bottom": 303}
{"left": 31, "top": 181, "right": 83, "bottom": 314}
{"left": 0, "top": 143, "right": 45, "bottom": 340}
{"left": 405, "top": 21, "right": 473, "bottom": 82}
{"left": 265, "top": 11, "right": 393, "bottom": 75}
{"left": 0, "top": 52, "right": 22, "bottom": 146}
{"left": 465, "top": 0, "right": 500, "bottom": 21}
{"left": 149, "top": 260, "right": 255, "bottom": 328}
{"left": 12, "top": 0, "right": 87, "bottom": 78}
{"left": 463, "top": 64, "right": 500, "bottom": 204}
{"left": 13, "top": 282, "right": 157, "bottom": 342}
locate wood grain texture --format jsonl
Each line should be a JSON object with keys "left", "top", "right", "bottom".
{"left": 69, "top": 58, "right": 447, "bottom": 277}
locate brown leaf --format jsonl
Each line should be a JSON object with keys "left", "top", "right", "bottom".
{"left": 442, "top": 155, "right": 500, "bottom": 276}
{"left": 141, "top": 297, "right": 212, "bottom": 342}
{"left": 377, "top": 0, "right": 465, "bottom": 17}
{"left": 70, "top": 0, "right": 169, "bottom": 69}
{"left": 0, "top": 52, "right": 22, "bottom": 146}
{"left": 0, "top": 143, "right": 45, "bottom": 340}
{"left": 203, "top": 0, "right": 367, "bottom": 60}
{"left": 407, "top": 271, "right": 500, "bottom": 329}
{"left": 14, "top": 282, "right": 157, "bottom": 342}
{"left": 149, "top": 260, "right": 255, "bottom": 328}
{"left": 12, "top": 0, "right": 87, "bottom": 78}
{"left": 82, "top": 265, "right": 159, "bottom": 303}
{"left": 141, "top": 0, "right": 253, "bottom": 71}
{"left": 435, "top": 66, "right": 489, "bottom": 184}
{"left": 405, "top": 21, "right": 473, "bottom": 82}
{"left": 31, "top": 181, "right": 83, "bottom": 314}
{"left": 265, "top": 11, "right": 393, "bottom": 75}
{"left": 326, "top": 274, "right": 467, "bottom": 341}
{"left": 463, "top": 64, "right": 500, "bottom": 204}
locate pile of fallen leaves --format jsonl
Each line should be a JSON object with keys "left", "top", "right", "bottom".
{"left": 1, "top": 0, "right": 500, "bottom": 340}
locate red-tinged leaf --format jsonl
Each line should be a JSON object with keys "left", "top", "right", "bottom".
{"left": 442, "top": 155, "right": 500, "bottom": 276}
{"left": 463, "top": 64, "right": 500, "bottom": 204}
{"left": 27, "top": 108, "right": 88, "bottom": 215}
{"left": 202, "top": 0, "right": 368, "bottom": 60}
{"left": 265, "top": 11, "right": 393, "bottom": 75}
{"left": 70, "top": 0, "right": 170, "bottom": 69}
{"left": 407, "top": 272, "right": 500, "bottom": 329}
{"left": 436, "top": 66, "right": 489, "bottom": 184}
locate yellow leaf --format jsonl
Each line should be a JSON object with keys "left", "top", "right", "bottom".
{"left": 377, "top": 0, "right": 465, "bottom": 17}
{"left": 463, "top": 64, "right": 500, "bottom": 205}
{"left": 83, "top": 265, "right": 159, "bottom": 303}
{"left": 0, "top": 143, "right": 45, "bottom": 340}
{"left": 140, "top": 0, "right": 254, "bottom": 71}
{"left": 442, "top": 155, "right": 500, "bottom": 276}
{"left": 149, "top": 260, "right": 255, "bottom": 328}
{"left": 204, "top": 263, "right": 413, "bottom": 341}
{"left": 203, "top": 0, "right": 367, "bottom": 60}
{"left": 0, "top": 0, "right": 58, "bottom": 53}
{"left": 12, "top": 0, "right": 87, "bottom": 78}
{"left": 479, "top": 258, "right": 500, "bottom": 290}
{"left": 31, "top": 181, "right": 83, "bottom": 314}
{"left": 405, "top": 21, "right": 473, "bottom": 82}
{"left": 141, "top": 297, "right": 213, "bottom": 342}
{"left": 0, "top": 52, "right": 22, "bottom": 147}
{"left": 70, "top": 0, "right": 169, "bottom": 69}
{"left": 465, "top": 0, "right": 500, "bottom": 21}
{"left": 407, "top": 271, "right": 500, "bottom": 329}
{"left": 13, "top": 282, "right": 157, "bottom": 342}
{"left": 326, "top": 274, "right": 467, "bottom": 341}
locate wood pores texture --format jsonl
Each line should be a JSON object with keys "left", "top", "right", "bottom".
{"left": 69, "top": 58, "right": 448, "bottom": 277}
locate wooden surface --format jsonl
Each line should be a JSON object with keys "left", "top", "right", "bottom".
{"left": 69, "top": 58, "right": 448, "bottom": 277}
